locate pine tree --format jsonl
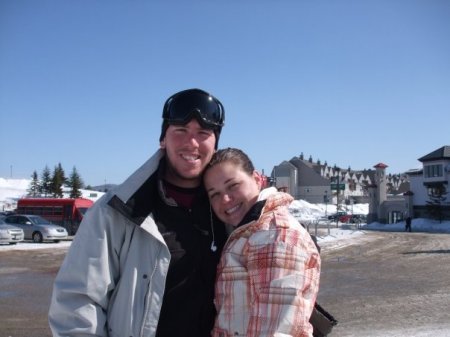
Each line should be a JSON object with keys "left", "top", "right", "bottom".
{"left": 40, "top": 166, "right": 52, "bottom": 197}
{"left": 426, "top": 183, "right": 448, "bottom": 223}
{"left": 27, "top": 170, "right": 40, "bottom": 197}
{"left": 67, "top": 166, "right": 84, "bottom": 198}
{"left": 51, "top": 163, "right": 66, "bottom": 198}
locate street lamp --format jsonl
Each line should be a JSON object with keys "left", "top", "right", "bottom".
{"left": 335, "top": 168, "right": 341, "bottom": 228}
{"left": 324, "top": 190, "right": 330, "bottom": 235}
{"left": 324, "top": 190, "right": 328, "bottom": 217}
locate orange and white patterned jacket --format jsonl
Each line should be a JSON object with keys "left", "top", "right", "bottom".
{"left": 212, "top": 188, "right": 321, "bottom": 337}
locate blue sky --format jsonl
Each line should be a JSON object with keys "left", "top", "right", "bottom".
{"left": 1, "top": 0, "right": 449, "bottom": 186}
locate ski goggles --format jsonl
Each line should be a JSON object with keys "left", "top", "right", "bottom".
{"left": 162, "top": 88, "right": 225, "bottom": 129}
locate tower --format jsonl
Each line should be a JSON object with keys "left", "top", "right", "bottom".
{"left": 374, "top": 163, "right": 388, "bottom": 223}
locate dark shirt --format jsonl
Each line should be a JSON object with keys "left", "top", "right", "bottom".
{"left": 153, "top": 180, "right": 226, "bottom": 337}
{"left": 237, "top": 200, "right": 266, "bottom": 228}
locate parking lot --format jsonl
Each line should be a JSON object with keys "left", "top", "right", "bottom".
{"left": 0, "top": 242, "right": 69, "bottom": 337}
{"left": 2, "top": 231, "right": 450, "bottom": 336}
{"left": 318, "top": 231, "right": 450, "bottom": 336}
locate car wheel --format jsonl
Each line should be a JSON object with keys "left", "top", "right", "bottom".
{"left": 32, "top": 232, "right": 43, "bottom": 243}
{"left": 53, "top": 240, "right": 60, "bottom": 243}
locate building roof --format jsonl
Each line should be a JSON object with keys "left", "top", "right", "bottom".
{"left": 418, "top": 145, "right": 450, "bottom": 162}
{"left": 373, "top": 162, "right": 388, "bottom": 169}
{"left": 406, "top": 168, "right": 423, "bottom": 176}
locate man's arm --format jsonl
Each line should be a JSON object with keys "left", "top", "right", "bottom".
{"left": 48, "top": 201, "right": 121, "bottom": 336}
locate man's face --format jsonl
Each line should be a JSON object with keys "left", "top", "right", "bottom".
{"left": 160, "top": 119, "right": 216, "bottom": 188}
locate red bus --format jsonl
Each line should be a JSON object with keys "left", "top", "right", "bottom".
{"left": 16, "top": 198, "right": 94, "bottom": 235}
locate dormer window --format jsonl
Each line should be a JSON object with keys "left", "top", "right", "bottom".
{"left": 424, "top": 164, "right": 443, "bottom": 178}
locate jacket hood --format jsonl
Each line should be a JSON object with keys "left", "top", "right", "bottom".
{"left": 258, "top": 187, "right": 293, "bottom": 208}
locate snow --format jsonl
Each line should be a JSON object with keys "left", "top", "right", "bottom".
{"left": 0, "top": 240, "right": 72, "bottom": 251}
{"left": 0, "top": 177, "right": 30, "bottom": 210}
{"left": 0, "top": 177, "right": 105, "bottom": 212}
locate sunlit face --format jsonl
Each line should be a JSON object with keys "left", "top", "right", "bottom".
{"left": 160, "top": 119, "right": 216, "bottom": 188}
{"left": 204, "top": 162, "right": 261, "bottom": 226}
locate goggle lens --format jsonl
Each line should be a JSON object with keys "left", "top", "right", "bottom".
{"left": 163, "top": 90, "right": 224, "bottom": 127}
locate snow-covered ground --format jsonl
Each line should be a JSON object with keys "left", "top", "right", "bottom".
{"left": 2, "top": 178, "right": 450, "bottom": 252}
{"left": 0, "top": 178, "right": 30, "bottom": 211}
{"left": 0, "top": 177, "right": 105, "bottom": 212}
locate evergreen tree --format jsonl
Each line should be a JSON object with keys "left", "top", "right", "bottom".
{"left": 27, "top": 170, "right": 40, "bottom": 197}
{"left": 67, "top": 166, "right": 84, "bottom": 198}
{"left": 426, "top": 183, "right": 448, "bottom": 223}
{"left": 51, "top": 163, "right": 66, "bottom": 198}
{"left": 40, "top": 166, "right": 52, "bottom": 197}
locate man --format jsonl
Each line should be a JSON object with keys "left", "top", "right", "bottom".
{"left": 48, "top": 88, "right": 227, "bottom": 337}
{"left": 405, "top": 216, "right": 412, "bottom": 232}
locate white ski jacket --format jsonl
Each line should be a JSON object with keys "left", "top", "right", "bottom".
{"left": 48, "top": 150, "right": 170, "bottom": 337}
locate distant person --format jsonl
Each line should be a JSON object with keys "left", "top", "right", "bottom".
{"left": 48, "top": 88, "right": 228, "bottom": 337}
{"left": 203, "top": 147, "right": 321, "bottom": 337}
{"left": 405, "top": 216, "right": 412, "bottom": 232}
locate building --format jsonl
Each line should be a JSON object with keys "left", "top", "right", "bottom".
{"left": 407, "top": 145, "right": 450, "bottom": 220}
{"left": 270, "top": 146, "right": 450, "bottom": 223}
{"left": 366, "top": 163, "right": 409, "bottom": 224}
{"left": 271, "top": 153, "right": 407, "bottom": 206}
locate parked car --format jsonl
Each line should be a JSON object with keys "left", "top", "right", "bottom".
{"left": 4, "top": 214, "right": 68, "bottom": 243}
{"left": 0, "top": 218, "right": 25, "bottom": 245}
{"left": 327, "top": 211, "right": 348, "bottom": 221}
{"left": 349, "top": 214, "right": 367, "bottom": 223}
{"left": 0, "top": 211, "right": 16, "bottom": 216}
{"left": 328, "top": 213, "right": 367, "bottom": 223}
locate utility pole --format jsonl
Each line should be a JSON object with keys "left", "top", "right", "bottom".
{"left": 324, "top": 190, "right": 330, "bottom": 235}
{"left": 335, "top": 168, "right": 340, "bottom": 228}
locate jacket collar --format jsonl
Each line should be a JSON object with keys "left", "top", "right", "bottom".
{"left": 112, "top": 149, "right": 164, "bottom": 204}
{"left": 237, "top": 200, "right": 266, "bottom": 228}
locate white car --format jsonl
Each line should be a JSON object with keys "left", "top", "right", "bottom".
{"left": 0, "top": 218, "right": 25, "bottom": 245}
{"left": 4, "top": 214, "right": 68, "bottom": 243}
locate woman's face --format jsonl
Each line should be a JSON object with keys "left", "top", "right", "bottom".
{"left": 204, "top": 161, "right": 261, "bottom": 226}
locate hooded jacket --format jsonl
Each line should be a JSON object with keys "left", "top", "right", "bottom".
{"left": 212, "top": 188, "right": 321, "bottom": 337}
{"left": 48, "top": 149, "right": 224, "bottom": 337}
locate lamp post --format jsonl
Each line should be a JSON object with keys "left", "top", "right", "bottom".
{"left": 324, "top": 190, "right": 330, "bottom": 235}
{"left": 335, "top": 168, "right": 341, "bottom": 228}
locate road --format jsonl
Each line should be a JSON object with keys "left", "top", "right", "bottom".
{"left": 1, "top": 231, "right": 450, "bottom": 336}
{"left": 0, "top": 244, "right": 65, "bottom": 337}
{"left": 317, "top": 231, "right": 450, "bottom": 337}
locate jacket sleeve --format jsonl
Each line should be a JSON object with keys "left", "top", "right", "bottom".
{"left": 246, "top": 224, "right": 321, "bottom": 337}
{"left": 48, "top": 196, "right": 124, "bottom": 336}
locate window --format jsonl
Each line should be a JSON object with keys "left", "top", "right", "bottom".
{"left": 424, "top": 164, "right": 443, "bottom": 178}
{"left": 427, "top": 184, "right": 447, "bottom": 197}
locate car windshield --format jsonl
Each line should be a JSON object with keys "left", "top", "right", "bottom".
{"left": 29, "top": 216, "right": 53, "bottom": 225}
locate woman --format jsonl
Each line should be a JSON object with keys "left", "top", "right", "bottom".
{"left": 204, "top": 147, "right": 321, "bottom": 337}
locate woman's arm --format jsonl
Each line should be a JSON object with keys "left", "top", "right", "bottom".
{"left": 247, "top": 227, "right": 321, "bottom": 337}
